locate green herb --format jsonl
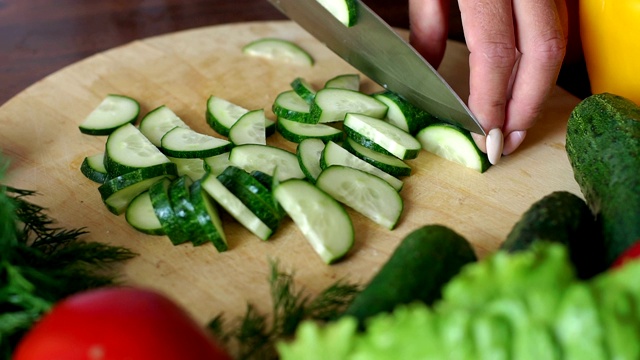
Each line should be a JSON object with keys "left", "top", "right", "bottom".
{"left": 209, "top": 260, "right": 361, "bottom": 360}
{"left": 0, "top": 154, "right": 137, "bottom": 357}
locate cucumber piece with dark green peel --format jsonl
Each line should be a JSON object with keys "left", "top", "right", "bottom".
{"left": 149, "top": 177, "right": 191, "bottom": 245}
{"left": 78, "top": 94, "right": 140, "bottom": 136}
{"left": 501, "top": 191, "right": 605, "bottom": 279}
{"left": 80, "top": 153, "right": 109, "bottom": 184}
{"left": 342, "top": 137, "right": 412, "bottom": 177}
{"left": 416, "top": 123, "right": 491, "bottom": 173}
{"left": 343, "top": 113, "right": 421, "bottom": 160}
{"left": 373, "top": 90, "right": 435, "bottom": 135}
{"left": 189, "top": 179, "right": 228, "bottom": 252}
{"left": 125, "top": 190, "right": 165, "bottom": 236}
{"left": 565, "top": 93, "right": 640, "bottom": 266}
{"left": 341, "top": 224, "right": 477, "bottom": 326}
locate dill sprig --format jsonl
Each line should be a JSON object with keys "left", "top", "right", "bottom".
{"left": 209, "top": 260, "right": 361, "bottom": 360}
{"left": 0, "top": 155, "right": 137, "bottom": 357}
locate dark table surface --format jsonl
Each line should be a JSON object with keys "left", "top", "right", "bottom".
{"left": 0, "top": 0, "right": 590, "bottom": 106}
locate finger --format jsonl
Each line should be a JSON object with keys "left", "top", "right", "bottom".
{"left": 409, "top": 0, "right": 450, "bottom": 68}
{"left": 502, "top": 0, "right": 567, "bottom": 146}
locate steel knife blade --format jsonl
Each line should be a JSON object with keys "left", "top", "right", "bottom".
{"left": 267, "top": 0, "right": 485, "bottom": 135}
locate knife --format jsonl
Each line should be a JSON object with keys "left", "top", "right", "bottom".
{"left": 267, "top": 0, "right": 485, "bottom": 135}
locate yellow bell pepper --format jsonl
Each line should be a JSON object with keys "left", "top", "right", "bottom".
{"left": 580, "top": 0, "right": 640, "bottom": 104}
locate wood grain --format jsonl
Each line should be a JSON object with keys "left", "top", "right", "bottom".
{"left": 0, "top": 21, "right": 582, "bottom": 325}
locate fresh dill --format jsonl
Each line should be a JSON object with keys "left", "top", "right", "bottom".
{"left": 0, "top": 155, "right": 137, "bottom": 358}
{"left": 209, "top": 260, "right": 362, "bottom": 360}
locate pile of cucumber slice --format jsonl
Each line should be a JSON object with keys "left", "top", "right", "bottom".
{"left": 77, "top": 40, "right": 489, "bottom": 264}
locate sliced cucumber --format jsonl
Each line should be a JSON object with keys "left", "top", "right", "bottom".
{"left": 343, "top": 113, "right": 421, "bottom": 160}
{"left": 167, "top": 175, "right": 201, "bottom": 244}
{"left": 273, "top": 178, "right": 354, "bottom": 264}
{"left": 201, "top": 173, "right": 273, "bottom": 241}
{"left": 242, "top": 38, "right": 314, "bottom": 66}
{"left": 104, "top": 123, "right": 172, "bottom": 177}
{"left": 324, "top": 73, "right": 360, "bottom": 91}
{"left": 149, "top": 177, "right": 190, "bottom": 245}
{"left": 276, "top": 117, "right": 343, "bottom": 143}
{"left": 80, "top": 153, "right": 109, "bottom": 184}
{"left": 125, "top": 190, "right": 165, "bottom": 235}
{"left": 79, "top": 94, "right": 140, "bottom": 136}
{"left": 98, "top": 162, "right": 178, "bottom": 215}
{"left": 290, "top": 77, "right": 317, "bottom": 104}
{"left": 343, "top": 137, "right": 412, "bottom": 177}
{"left": 161, "top": 126, "right": 232, "bottom": 159}
{"left": 206, "top": 96, "right": 250, "bottom": 137}
{"left": 317, "top": 0, "right": 358, "bottom": 27}
{"left": 139, "top": 105, "right": 190, "bottom": 147}
{"left": 316, "top": 165, "right": 403, "bottom": 230}
{"left": 189, "top": 179, "right": 228, "bottom": 251}
{"left": 321, "top": 141, "right": 403, "bottom": 191}
{"left": 309, "top": 88, "right": 388, "bottom": 124}
{"left": 272, "top": 90, "right": 312, "bottom": 123}
{"left": 373, "top": 91, "right": 435, "bottom": 135}
{"left": 168, "top": 156, "right": 207, "bottom": 182}
{"left": 416, "top": 123, "right": 491, "bottom": 173}
{"left": 229, "top": 109, "right": 268, "bottom": 146}
{"left": 203, "top": 153, "right": 232, "bottom": 177}
{"left": 229, "top": 144, "right": 305, "bottom": 181}
{"left": 296, "top": 138, "right": 326, "bottom": 184}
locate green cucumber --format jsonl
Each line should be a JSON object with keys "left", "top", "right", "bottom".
{"left": 565, "top": 93, "right": 640, "bottom": 266}
{"left": 324, "top": 73, "right": 360, "bottom": 91}
{"left": 416, "top": 123, "right": 491, "bottom": 173}
{"left": 125, "top": 190, "right": 165, "bottom": 236}
{"left": 343, "top": 113, "right": 421, "bottom": 160}
{"left": 80, "top": 153, "right": 109, "bottom": 184}
{"left": 242, "top": 38, "right": 314, "bottom": 66}
{"left": 309, "top": 88, "right": 388, "bottom": 124}
{"left": 229, "top": 144, "right": 305, "bottom": 181}
{"left": 276, "top": 117, "right": 343, "bottom": 143}
{"left": 139, "top": 105, "right": 190, "bottom": 147}
{"left": 149, "top": 177, "right": 190, "bottom": 245}
{"left": 342, "top": 137, "right": 411, "bottom": 177}
{"left": 78, "top": 94, "right": 140, "bottom": 136}
{"left": 104, "top": 123, "right": 172, "bottom": 177}
{"left": 500, "top": 191, "right": 605, "bottom": 279}
{"left": 317, "top": 0, "right": 358, "bottom": 27}
{"left": 190, "top": 179, "right": 228, "bottom": 251}
{"left": 273, "top": 178, "right": 355, "bottom": 264}
{"left": 341, "top": 224, "right": 477, "bottom": 325}
{"left": 229, "top": 109, "right": 270, "bottom": 146}
{"left": 316, "top": 165, "right": 404, "bottom": 230}
{"left": 168, "top": 157, "right": 207, "bottom": 182}
{"left": 290, "top": 77, "right": 317, "bottom": 104}
{"left": 206, "top": 95, "right": 250, "bottom": 137}
{"left": 373, "top": 90, "right": 435, "bottom": 135}
{"left": 98, "top": 162, "right": 178, "bottom": 215}
{"left": 168, "top": 175, "right": 202, "bottom": 245}
{"left": 203, "top": 153, "right": 232, "bottom": 177}
{"left": 272, "top": 90, "right": 312, "bottom": 123}
{"left": 161, "top": 127, "right": 232, "bottom": 159}
{"left": 296, "top": 138, "right": 326, "bottom": 183}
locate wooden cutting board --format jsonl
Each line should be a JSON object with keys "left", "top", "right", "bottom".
{"left": 0, "top": 21, "right": 582, "bottom": 325}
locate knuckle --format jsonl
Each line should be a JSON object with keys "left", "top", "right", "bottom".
{"left": 530, "top": 31, "right": 567, "bottom": 65}
{"left": 479, "top": 40, "right": 517, "bottom": 69}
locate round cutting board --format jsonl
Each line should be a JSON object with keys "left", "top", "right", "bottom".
{"left": 0, "top": 21, "right": 582, "bottom": 325}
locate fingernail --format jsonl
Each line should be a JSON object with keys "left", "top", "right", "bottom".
{"left": 486, "top": 128, "right": 504, "bottom": 165}
{"left": 503, "top": 130, "right": 527, "bottom": 155}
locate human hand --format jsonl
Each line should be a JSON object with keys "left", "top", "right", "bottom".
{"left": 409, "top": 0, "right": 568, "bottom": 164}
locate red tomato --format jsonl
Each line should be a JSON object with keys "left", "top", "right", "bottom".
{"left": 13, "top": 286, "right": 232, "bottom": 360}
{"left": 612, "top": 240, "right": 640, "bottom": 269}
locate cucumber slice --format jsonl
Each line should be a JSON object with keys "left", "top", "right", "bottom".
{"left": 296, "top": 138, "right": 326, "bottom": 184}
{"left": 104, "top": 123, "right": 172, "bottom": 177}
{"left": 161, "top": 127, "right": 232, "bottom": 159}
{"left": 242, "top": 38, "right": 314, "bottom": 66}
{"left": 125, "top": 190, "right": 165, "bottom": 235}
{"left": 149, "top": 177, "right": 190, "bottom": 245}
{"left": 168, "top": 157, "right": 207, "bottom": 182}
{"left": 201, "top": 173, "right": 273, "bottom": 241}
{"left": 229, "top": 144, "right": 305, "bottom": 181}
{"left": 309, "top": 88, "right": 388, "bottom": 124}
{"left": 290, "top": 77, "right": 317, "bottom": 104}
{"left": 273, "top": 178, "right": 355, "bottom": 264}
{"left": 272, "top": 90, "right": 312, "bottom": 123}
{"left": 168, "top": 175, "right": 216, "bottom": 247}
{"left": 80, "top": 153, "right": 109, "bottom": 184}
{"left": 343, "top": 137, "right": 412, "bottom": 177}
{"left": 317, "top": 0, "right": 358, "bottom": 27}
{"left": 343, "top": 113, "right": 421, "bottom": 160}
{"left": 324, "top": 73, "right": 360, "bottom": 91}
{"left": 206, "top": 96, "right": 250, "bottom": 137}
{"left": 229, "top": 109, "right": 268, "bottom": 146}
{"left": 79, "top": 94, "right": 140, "bottom": 136}
{"left": 321, "top": 141, "right": 403, "bottom": 192}
{"left": 373, "top": 91, "right": 435, "bottom": 135}
{"left": 190, "top": 179, "right": 228, "bottom": 252}
{"left": 416, "top": 123, "right": 491, "bottom": 173}
{"left": 139, "top": 105, "right": 190, "bottom": 147}
{"left": 276, "top": 117, "right": 343, "bottom": 143}
{"left": 316, "top": 165, "right": 404, "bottom": 230}
{"left": 217, "top": 166, "right": 283, "bottom": 232}
{"left": 98, "top": 162, "right": 178, "bottom": 215}
{"left": 203, "top": 153, "right": 232, "bottom": 177}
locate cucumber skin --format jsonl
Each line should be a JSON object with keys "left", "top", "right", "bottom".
{"left": 341, "top": 224, "right": 477, "bottom": 326}
{"left": 565, "top": 93, "right": 640, "bottom": 266}
{"left": 344, "top": 125, "right": 420, "bottom": 160}
{"left": 501, "top": 191, "right": 605, "bottom": 279}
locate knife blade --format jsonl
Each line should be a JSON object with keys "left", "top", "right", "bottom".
{"left": 267, "top": 0, "right": 485, "bottom": 135}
